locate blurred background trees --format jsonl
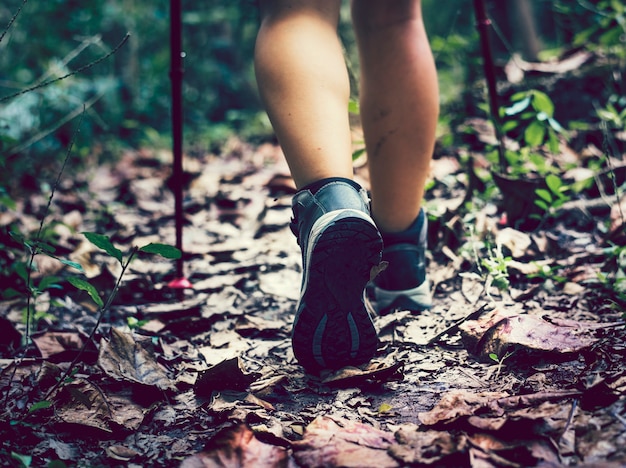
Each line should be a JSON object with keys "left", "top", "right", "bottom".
{"left": 0, "top": 0, "right": 623, "bottom": 192}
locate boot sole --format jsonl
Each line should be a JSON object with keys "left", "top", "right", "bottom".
{"left": 292, "top": 215, "right": 382, "bottom": 372}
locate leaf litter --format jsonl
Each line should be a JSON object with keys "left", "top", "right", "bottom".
{"left": 0, "top": 137, "right": 624, "bottom": 467}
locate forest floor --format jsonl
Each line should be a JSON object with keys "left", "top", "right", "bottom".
{"left": 0, "top": 129, "right": 625, "bottom": 467}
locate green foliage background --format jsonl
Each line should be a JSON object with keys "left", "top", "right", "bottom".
{"left": 0, "top": 0, "right": 617, "bottom": 191}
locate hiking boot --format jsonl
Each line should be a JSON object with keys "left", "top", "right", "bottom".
{"left": 368, "top": 208, "right": 432, "bottom": 314}
{"left": 290, "top": 179, "right": 383, "bottom": 372}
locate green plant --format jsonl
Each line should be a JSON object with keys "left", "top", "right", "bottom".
{"left": 533, "top": 173, "right": 572, "bottom": 218}
{"left": 501, "top": 89, "right": 567, "bottom": 154}
{"left": 460, "top": 237, "right": 512, "bottom": 301}
{"left": 572, "top": 0, "right": 626, "bottom": 57}
{"left": 596, "top": 95, "right": 626, "bottom": 130}
{"left": 488, "top": 351, "right": 513, "bottom": 381}
{"left": 480, "top": 243, "right": 512, "bottom": 292}
{"left": 597, "top": 244, "right": 626, "bottom": 306}
{"left": 527, "top": 262, "right": 567, "bottom": 284}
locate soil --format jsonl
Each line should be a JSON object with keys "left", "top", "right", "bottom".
{"left": 0, "top": 136, "right": 625, "bottom": 467}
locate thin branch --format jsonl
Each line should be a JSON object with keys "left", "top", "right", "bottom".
{"left": 0, "top": 33, "right": 130, "bottom": 104}
{"left": 3, "top": 108, "right": 86, "bottom": 411}
{"left": 0, "top": 0, "right": 28, "bottom": 45}
{"left": 33, "top": 35, "right": 105, "bottom": 87}
{"left": 4, "top": 91, "right": 104, "bottom": 158}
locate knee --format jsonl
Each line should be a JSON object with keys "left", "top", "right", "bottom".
{"left": 351, "top": 0, "right": 422, "bottom": 31}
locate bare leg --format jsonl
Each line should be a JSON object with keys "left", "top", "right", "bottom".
{"left": 254, "top": 0, "right": 351, "bottom": 188}
{"left": 352, "top": 0, "right": 439, "bottom": 233}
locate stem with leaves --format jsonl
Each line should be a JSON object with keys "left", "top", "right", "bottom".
{"left": 43, "top": 238, "right": 181, "bottom": 402}
{"left": 44, "top": 238, "right": 181, "bottom": 400}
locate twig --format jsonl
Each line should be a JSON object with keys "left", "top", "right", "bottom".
{"left": 0, "top": 0, "right": 28, "bottom": 45}
{"left": 559, "top": 399, "right": 578, "bottom": 442}
{"left": 426, "top": 303, "right": 490, "bottom": 346}
{"left": 5, "top": 91, "right": 104, "bottom": 158}
{"left": 32, "top": 34, "right": 106, "bottom": 87}
{"left": 0, "top": 33, "right": 130, "bottom": 104}
{"left": 25, "top": 107, "right": 86, "bottom": 341}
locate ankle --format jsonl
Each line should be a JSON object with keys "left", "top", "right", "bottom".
{"left": 379, "top": 209, "right": 426, "bottom": 247}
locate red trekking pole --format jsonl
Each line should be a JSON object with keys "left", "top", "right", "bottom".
{"left": 167, "top": 0, "right": 192, "bottom": 291}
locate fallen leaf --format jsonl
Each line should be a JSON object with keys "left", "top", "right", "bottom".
{"left": 180, "top": 424, "right": 289, "bottom": 468}
{"left": 459, "top": 305, "right": 596, "bottom": 361}
{"left": 98, "top": 327, "right": 175, "bottom": 391}
{"left": 292, "top": 416, "right": 398, "bottom": 468}
{"left": 496, "top": 227, "right": 532, "bottom": 258}
{"left": 321, "top": 361, "right": 404, "bottom": 387}
{"left": 138, "top": 293, "right": 208, "bottom": 318}
{"left": 194, "top": 357, "right": 260, "bottom": 398}
{"left": 106, "top": 444, "right": 141, "bottom": 462}
{"left": 389, "top": 426, "right": 467, "bottom": 466}
{"left": 32, "top": 331, "right": 96, "bottom": 363}
{"left": 418, "top": 390, "right": 507, "bottom": 426}
{"left": 0, "top": 316, "right": 21, "bottom": 352}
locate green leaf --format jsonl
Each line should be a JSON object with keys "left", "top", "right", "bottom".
{"left": 524, "top": 121, "right": 546, "bottom": 147}
{"left": 34, "top": 240, "right": 56, "bottom": 255}
{"left": 83, "top": 232, "right": 123, "bottom": 264}
{"left": 14, "top": 262, "right": 28, "bottom": 282}
{"left": 547, "top": 129, "right": 560, "bottom": 154}
{"left": 536, "top": 188, "right": 553, "bottom": 203}
{"left": 2, "top": 288, "right": 21, "bottom": 300}
{"left": 504, "top": 96, "right": 531, "bottom": 116}
{"left": 11, "top": 452, "right": 32, "bottom": 468}
{"left": 488, "top": 353, "right": 499, "bottom": 362}
{"left": 547, "top": 117, "right": 564, "bottom": 133}
{"left": 531, "top": 91, "right": 554, "bottom": 117}
{"left": 352, "top": 147, "right": 366, "bottom": 161}
{"left": 28, "top": 400, "right": 52, "bottom": 413}
{"left": 48, "top": 460, "right": 69, "bottom": 468}
{"left": 534, "top": 199, "right": 549, "bottom": 211}
{"left": 60, "top": 259, "right": 84, "bottom": 271}
{"left": 348, "top": 99, "right": 360, "bottom": 115}
{"left": 67, "top": 277, "right": 104, "bottom": 308}
{"left": 38, "top": 276, "right": 61, "bottom": 292}
{"left": 378, "top": 402, "right": 393, "bottom": 414}
{"left": 501, "top": 120, "right": 518, "bottom": 132}
{"left": 139, "top": 243, "right": 182, "bottom": 259}
{"left": 545, "top": 174, "right": 563, "bottom": 194}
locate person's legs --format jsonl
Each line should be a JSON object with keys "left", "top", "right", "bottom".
{"left": 255, "top": 0, "right": 352, "bottom": 187}
{"left": 351, "top": 0, "right": 439, "bottom": 233}
{"left": 255, "top": 1, "right": 383, "bottom": 372}
{"left": 352, "top": 0, "right": 439, "bottom": 312}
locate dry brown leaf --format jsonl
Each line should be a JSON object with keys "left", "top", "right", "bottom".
{"left": 180, "top": 424, "right": 289, "bottom": 468}
{"left": 106, "top": 444, "right": 141, "bottom": 462}
{"left": 32, "top": 331, "right": 96, "bottom": 363}
{"left": 495, "top": 228, "right": 531, "bottom": 258}
{"left": 321, "top": 361, "right": 404, "bottom": 387}
{"left": 194, "top": 357, "right": 260, "bottom": 398}
{"left": 54, "top": 379, "right": 145, "bottom": 432}
{"left": 418, "top": 390, "right": 507, "bottom": 426}
{"left": 98, "top": 327, "right": 175, "bottom": 391}
{"left": 458, "top": 306, "right": 519, "bottom": 355}
{"left": 459, "top": 306, "right": 596, "bottom": 360}
{"left": 389, "top": 426, "right": 467, "bottom": 465}
{"left": 138, "top": 293, "right": 208, "bottom": 318}
{"left": 0, "top": 316, "right": 21, "bottom": 352}
{"left": 292, "top": 416, "right": 398, "bottom": 468}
